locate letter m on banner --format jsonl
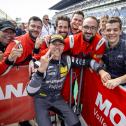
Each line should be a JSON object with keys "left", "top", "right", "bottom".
{"left": 95, "top": 92, "right": 112, "bottom": 117}
{"left": 81, "top": 69, "right": 126, "bottom": 126}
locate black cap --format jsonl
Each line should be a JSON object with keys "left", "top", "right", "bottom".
{"left": 50, "top": 34, "right": 64, "bottom": 44}
{"left": 0, "top": 21, "right": 15, "bottom": 32}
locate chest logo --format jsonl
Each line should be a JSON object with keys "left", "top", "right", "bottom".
{"left": 60, "top": 66, "right": 68, "bottom": 77}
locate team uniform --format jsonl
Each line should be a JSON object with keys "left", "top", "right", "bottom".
{"left": 62, "top": 32, "right": 106, "bottom": 104}
{"left": 0, "top": 33, "right": 35, "bottom": 75}
{"left": 32, "top": 32, "right": 106, "bottom": 105}
{"left": 27, "top": 55, "right": 91, "bottom": 126}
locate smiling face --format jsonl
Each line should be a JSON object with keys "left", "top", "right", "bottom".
{"left": 2, "top": 29, "right": 15, "bottom": 46}
{"left": 49, "top": 41, "right": 64, "bottom": 60}
{"left": 71, "top": 14, "right": 84, "bottom": 30}
{"left": 56, "top": 20, "right": 69, "bottom": 39}
{"left": 28, "top": 19, "right": 42, "bottom": 39}
{"left": 105, "top": 22, "right": 122, "bottom": 47}
{"left": 82, "top": 17, "right": 98, "bottom": 42}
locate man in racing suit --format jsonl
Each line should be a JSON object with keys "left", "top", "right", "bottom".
{"left": 27, "top": 34, "right": 83, "bottom": 126}
{"left": 0, "top": 16, "right": 43, "bottom": 75}
{"left": 62, "top": 16, "right": 106, "bottom": 106}
{"left": 32, "top": 16, "right": 106, "bottom": 112}
{"left": 27, "top": 34, "right": 102, "bottom": 126}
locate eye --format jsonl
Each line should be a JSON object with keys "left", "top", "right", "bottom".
{"left": 106, "top": 29, "right": 111, "bottom": 32}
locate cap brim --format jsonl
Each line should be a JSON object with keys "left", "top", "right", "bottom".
{"left": 50, "top": 39, "right": 64, "bottom": 44}
{"left": 1, "top": 27, "right": 15, "bottom": 32}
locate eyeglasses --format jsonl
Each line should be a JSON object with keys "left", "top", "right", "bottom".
{"left": 83, "top": 25, "right": 97, "bottom": 31}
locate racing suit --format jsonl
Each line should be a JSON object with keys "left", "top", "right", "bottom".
{"left": 0, "top": 33, "right": 34, "bottom": 75}
{"left": 32, "top": 32, "right": 106, "bottom": 106}
{"left": 27, "top": 55, "right": 92, "bottom": 126}
{"left": 62, "top": 32, "right": 106, "bottom": 104}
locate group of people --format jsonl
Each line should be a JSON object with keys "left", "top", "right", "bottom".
{"left": 0, "top": 10, "right": 126, "bottom": 126}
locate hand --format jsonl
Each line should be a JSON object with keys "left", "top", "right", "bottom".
{"left": 35, "top": 35, "right": 44, "bottom": 49}
{"left": 104, "top": 78, "right": 121, "bottom": 89}
{"left": 8, "top": 44, "right": 23, "bottom": 62}
{"left": 43, "top": 35, "right": 51, "bottom": 47}
{"left": 0, "top": 31, "right": 4, "bottom": 42}
{"left": 29, "top": 60, "right": 38, "bottom": 77}
{"left": 44, "top": 35, "right": 51, "bottom": 41}
{"left": 37, "top": 49, "right": 53, "bottom": 73}
{"left": 99, "top": 69, "right": 111, "bottom": 83}
{"left": 0, "top": 51, "right": 3, "bottom": 61}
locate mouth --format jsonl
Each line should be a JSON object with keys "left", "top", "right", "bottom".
{"left": 108, "top": 36, "right": 116, "bottom": 39}
{"left": 85, "top": 33, "right": 92, "bottom": 38}
{"left": 53, "top": 49, "right": 60, "bottom": 55}
{"left": 31, "top": 31, "right": 39, "bottom": 37}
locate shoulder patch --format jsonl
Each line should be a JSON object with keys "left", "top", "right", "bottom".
{"left": 96, "top": 37, "right": 105, "bottom": 51}
{"left": 69, "top": 35, "right": 74, "bottom": 48}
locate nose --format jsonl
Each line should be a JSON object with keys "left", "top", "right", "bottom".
{"left": 34, "top": 26, "right": 39, "bottom": 31}
{"left": 110, "top": 30, "right": 115, "bottom": 34}
{"left": 60, "top": 28, "right": 65, "bottom": 32}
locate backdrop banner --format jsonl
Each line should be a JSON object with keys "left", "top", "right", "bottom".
{"left": 81, "top": 69, "right": 126, "bottom": 126}
{"left": 0, "top": 66, "right": 35, "bottom": 125}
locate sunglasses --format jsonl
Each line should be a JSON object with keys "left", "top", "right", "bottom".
{"left": 45, "top": 18, "right": 49, "bottom": 21}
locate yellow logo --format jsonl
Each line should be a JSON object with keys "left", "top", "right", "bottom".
{"left": 39, "top": 92, "right": 47, "bottom": 97}
{"left": 60, "top": 66, "right": 68, "bottom": 77}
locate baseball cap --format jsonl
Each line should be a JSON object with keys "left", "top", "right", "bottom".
{"left": 0, "top": 21, "right": 15, "bottom": 32}
{"left": 50, "top": 34, "right": 64, "bottom": 44}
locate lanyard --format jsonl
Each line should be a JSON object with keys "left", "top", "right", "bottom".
{"left": 43, "top": 24, "right": 50, "bottom": 35}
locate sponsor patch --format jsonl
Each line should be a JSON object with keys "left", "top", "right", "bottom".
{"left": 60, "top": 66, "right": 68, "bottom": 77}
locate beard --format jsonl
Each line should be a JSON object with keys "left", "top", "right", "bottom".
{"left": 83, "top": 33, "right": 94, "bottom": 43}
{"left": 29, "top": 31, "right": 39, "bottom": 42}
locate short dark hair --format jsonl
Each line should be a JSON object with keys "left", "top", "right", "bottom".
{"left": 28, "top": 16, "right": 42, "bottom": 25}
{"left": 72, "top": 11, "right": 84, "bottom": 19}
{"left": 107, "top": 16, "right": 122, "bottom": 30}
{"left": 55, "top": 15, "right": 70, "bottom": 28}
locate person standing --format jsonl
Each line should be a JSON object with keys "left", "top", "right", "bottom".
{"left": 27, "top": 34, "right": 102, "bottom": 126}
{"left": 41, "top": 14, "right": 55, "bottom": 36}
{"left": 2, "top": 16, "right": 42, "bottom": 72}
{"left": 0, "top": 16, "right": 42, "bottom": 126}
{"left": 33, "top": 15, "right": 70, "bottom": 58}
{"left": 98, "top": 17, "right": 126, "bottom": 89}
{"left": 62, "top": 16, "right": 106, "bottom": 105}
{"left": 27, "top": 34, "right": 83, "bottom": 126}
{"left": 32, "top": 16, "right": 106, "bottom": 110}
{"left": 70, "top": 11, "right": 84, "bottom": 34}
{"left": 0, "top": 20, "right": 23, "bottom": 75}
{"left": 0, "top": 20, "right": 16, "bottom": 52}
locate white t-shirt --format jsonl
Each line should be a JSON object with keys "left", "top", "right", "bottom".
{"left": 41, "top": 24, "right": 55, "bottom": 36}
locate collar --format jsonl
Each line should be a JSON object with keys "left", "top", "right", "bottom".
{"left": 50, "top": 59, "right": 60, "bottom": 64}
{"left": 107, "top": 39, "right": 121, "bottom": 50}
